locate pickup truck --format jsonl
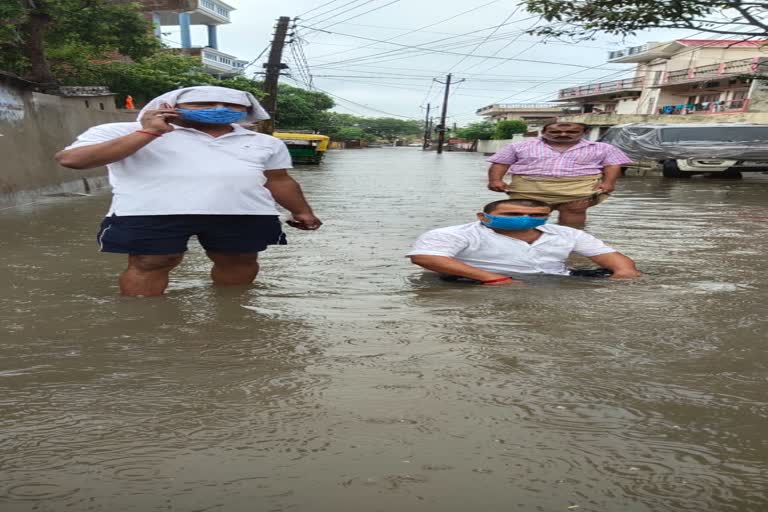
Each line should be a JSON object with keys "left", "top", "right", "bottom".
{"left": 599, "top": 123, "right": 768, "bottom": 178}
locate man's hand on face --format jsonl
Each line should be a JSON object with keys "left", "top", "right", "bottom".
{"left": 139, "top": 102, "right": 179, "bottom": 134}
{"left": 287, "top": 212, "right": 323, "bottom": 230}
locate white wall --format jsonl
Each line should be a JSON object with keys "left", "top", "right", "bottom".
{"left": 615, "top": 98, "right": 640, "bottom": 114}
{"left": 477, "top": 135, "right": 527, "bottom": 154}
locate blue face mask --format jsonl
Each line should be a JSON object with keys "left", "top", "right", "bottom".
{"left": 177, "top": 107, "right": 247, "bottom": 124}
{"left": 481, "top": 214, "right": 548, "bottom": 230}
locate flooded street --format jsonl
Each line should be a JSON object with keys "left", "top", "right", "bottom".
{"left": 2, "top": 148, "right": 767, "bottom": 511}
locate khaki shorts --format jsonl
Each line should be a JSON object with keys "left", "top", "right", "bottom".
{"left": 506, "top": 175, "right": 608, "bottom": 207}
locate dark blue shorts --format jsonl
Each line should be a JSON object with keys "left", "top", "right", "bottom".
{"left": 97, "top": 215, "right": 287, "bottom": 255}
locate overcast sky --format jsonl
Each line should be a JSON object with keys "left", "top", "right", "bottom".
{"left": 163, "top": 0, "right": 694, "bottom": 124}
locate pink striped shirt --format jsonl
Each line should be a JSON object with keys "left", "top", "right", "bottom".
{"left": 487, "top": 138, "right": 632, "bottom": 177}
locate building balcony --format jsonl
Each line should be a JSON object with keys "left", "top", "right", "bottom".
{"left": 657, "top": 98, "right": 750, "bottom": 115}
{"left": 154, "top": 0, "right": 234, "bottom": 26}
{"left": 606, "top": 42, "right": 675, "bottom": 63}
{"left": 173, "top": 47, "right": 245, "bottom": 75}
{"left": 556, "top": 77, "right": 645, "bottom": 101}
{"left": 200, "top": 47, "right": 246, "bottom": 75}
{"left": 476, "top": 103, "right": 568, "bottom": 116}
{"left": 658, "top": 57, "right": 768, "bottom": 87}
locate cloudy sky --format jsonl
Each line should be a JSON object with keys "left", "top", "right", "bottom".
{"left": 163, "top": 0, "right": 694, "bottom": 124}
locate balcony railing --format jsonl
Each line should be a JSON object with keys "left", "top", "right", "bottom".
{"left": 558, "top": 77, "right": 645, "bottom": 99}
{"left": 657, "top": 98, "right": 750, "bottom": 115}
{"left": 201, "top": 48, "right": 245, "bottom": 73}
{"left": 608, "top": 44, "right": 650, "bottom": 61}
{"left": 198, "top": 0, "right": 231, "bottom": 21}
{"left": 661, "top": 57, "right": 767, "bottom": 85}
{"left": 476, "top": 103, "right": 566, "bottom": 114}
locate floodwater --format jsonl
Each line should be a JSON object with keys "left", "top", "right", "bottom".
{"left": 1, "top": 148, "right": 767, "bottom": 512}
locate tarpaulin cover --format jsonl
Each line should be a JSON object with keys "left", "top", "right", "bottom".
{"left": 599, "top": 123, "right": 768, "bottom": 161}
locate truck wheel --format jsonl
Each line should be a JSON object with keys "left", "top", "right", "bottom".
{"left": 720, "top": 169, "right": 743, "bottom": 179}
{"left": 662, "top": 160, "right": 691, "bottom": 178}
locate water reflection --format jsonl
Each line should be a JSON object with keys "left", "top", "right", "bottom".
{"left": 1, "top": 149, "right": 767, "bottom": 511}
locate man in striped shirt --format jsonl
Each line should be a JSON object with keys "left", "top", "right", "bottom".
{"left": 487, "top": 122, "right": 632, "bottom": 226}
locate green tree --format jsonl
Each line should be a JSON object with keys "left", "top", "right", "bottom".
{"left": 524, "top": 0, "right": 767, "bottom": 40}
{"left": 493, "top": 119, "right": 528, "bottom": 140}
{"left": 356, "top": 117, "right": 422, "bottom": 142}
{"left": 335, "top": 127, "right": 367, "bottom": 141}
{"left": 455, "top": 121, "right": 495, "bottom": 141}
{"left": 1, "top": 0, "right": 158, "bottom": 84}
{"left": 271, "top": 83, "right": 335, "bottom": 130}
{"left": 313, "top": 111, "right": 363, "bottom": 139}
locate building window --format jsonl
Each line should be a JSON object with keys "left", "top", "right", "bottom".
{"left": 99, "top": 102, "right": 104, "bottom": 110}
{"left": 732, "top": 90, "right": 749, "bottom": 100}
{"left": 85, "top": 100, "right": 90, "bottom": 108}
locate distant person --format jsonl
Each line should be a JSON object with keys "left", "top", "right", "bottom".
{"left": 55, "top": 85, "right": 321, "bottom": 297}
{"left": 486, "top": 122, "right": 632, "bottom": 227}
{"left": 407, "top": 199, "right": 640, "bottom": 285}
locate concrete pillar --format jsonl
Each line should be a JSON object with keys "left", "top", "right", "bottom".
{"left": 179, "top": 12, "right": 192, "bottom": 48}
{"left": 207, "top": 25, "right": 218, "bottom": 49}
{"left": 152, "top": 12, "right": 162, "bottom": 39}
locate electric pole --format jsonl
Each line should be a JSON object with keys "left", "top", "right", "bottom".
{"left": 261, "top": 16, "right": 291, "bottom": 134}
{"left": 422, "top": 102, "right": 431, "bottom": 149}
{"left": 434, "top": 73, "right": 465, "bottom": 154}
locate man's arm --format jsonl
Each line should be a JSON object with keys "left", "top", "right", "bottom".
{"left": 409, "top": 255, "right": 523, "bottom": 285}
{"left": 55, "top": 132, "right": 161, "bottom": 169}
{"left": 587, "top": 252, "right": 640, "bottom": 279}
{"left": 596, "top": 165, "right": 622, "bottom": 193}
{"left": 263, "top": 169, "right": 322, "bottom": 230}
{"left": 487, "top": 163, "right": 511, "bottom": 192}
{"left": 596, "top": 144, "right": 632, "bottom": 193}
{"left": 55, "top": 104, "right": 178, "bottom": 169}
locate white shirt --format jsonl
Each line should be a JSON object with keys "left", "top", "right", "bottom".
{"left": 407, "top": 222, "right": 616, "bottom": 276}
{"left": 66, "top": 122, "right": 293, "bottom": 216}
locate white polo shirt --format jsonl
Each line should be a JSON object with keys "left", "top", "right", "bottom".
{"left": 407, "top": 222, "right": 616, "bottom": 276}
{"left": 66, "top": 122, "right": 293, "bottom": 216}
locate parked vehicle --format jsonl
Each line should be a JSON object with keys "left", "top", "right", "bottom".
{"left": 599, "top": 123, "right": 768, "bottom": 178}
{"left": 273, "top": 133, "right": 330, "bottom": 165}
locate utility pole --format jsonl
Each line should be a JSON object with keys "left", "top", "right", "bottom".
{"left": 422, "top": 102, "right": 431, "bottom": 149}
{"left": 261, "top": 16, "right": 291, "bottom": 134}
{"left": 434, "top": 74, "right": 464, "bottom": 154}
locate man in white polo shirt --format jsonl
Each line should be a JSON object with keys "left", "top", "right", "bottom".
{"left": 407, "top": 199, "right": 640, "bottom": 285}
{"left": 55, "top": 85, "right": 322, "bottom": 297}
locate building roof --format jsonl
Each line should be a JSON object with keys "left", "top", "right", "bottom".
{"left": 676, "top": 39, "right": 768, "bottom": 47}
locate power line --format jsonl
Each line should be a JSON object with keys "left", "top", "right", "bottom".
{"left": 286, "top": 76, "right": 419, "bottom": 118}
{"left": 301, "top": 0, "right": 367, "bottom": 22}
{"left": 304, "top": 28, "right": 627, "bottom": 71}
{"left": 296, "top": 0, "right": 341, "bottom": 18}
{"left": 304, "top": 19, "right": 541, "bottom": 69}
{"left": 309, "top": 28, "right": 548, "bottom": 70}
{"left": 242, "top": 44, "right": 272, "bottom": 72}
{"left": 310, "top": 0, "right": 402, "bottom": 33}
{"left": 457, "top": 16, "right": 545, "bottom": 75}
{"left": 306, "top": 0, "right": 501, "bottom": 61}
{"left": 447, "top": 6, "right": 521, "bottom": 72}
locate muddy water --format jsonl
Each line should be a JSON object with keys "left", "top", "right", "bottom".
{"left": 1, "top": 148, "right": 767, "bottom": 512}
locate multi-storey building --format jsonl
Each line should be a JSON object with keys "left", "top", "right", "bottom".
{"left": 475, "top": 103, "right": 574, "bottom": 130}
{"left": 137, "top": 0, "right": 247, "bottom": 77}
{"left": 551, "top": 39, "right": 768, "bottom": 138}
